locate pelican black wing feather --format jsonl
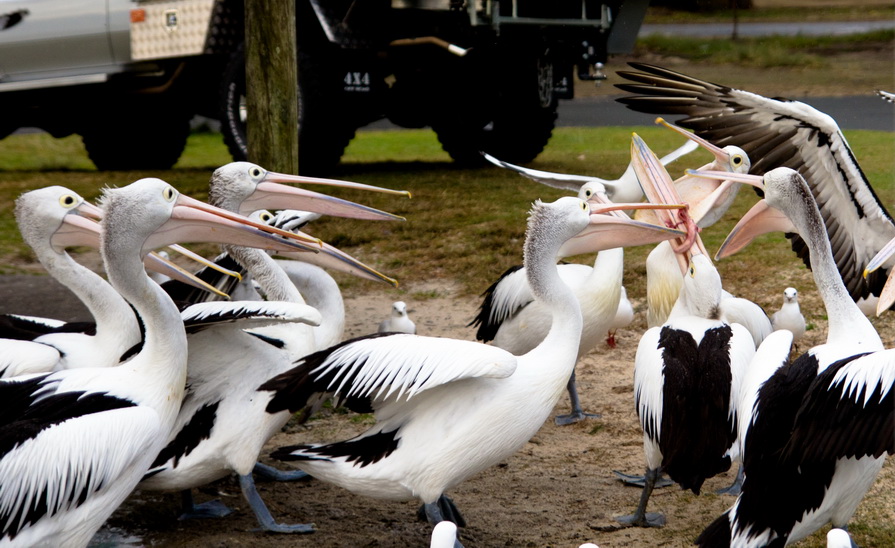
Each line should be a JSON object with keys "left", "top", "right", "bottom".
{"left": 617, "top": 62, "right": 895, "bottom": 303}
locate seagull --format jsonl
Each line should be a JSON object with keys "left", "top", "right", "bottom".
{"left": 378, "top": 301, "right": 416, "bottom": 334}
{"left": 0, "top": 178, "right": 318, "bottom": 547}
{"left": 770, "top": 287, "right": 806, "bottom": 344}
{"left": 261, "top": 196, "right": 689, "bottom": 543}
{"left": 692, "top": 167, "right": 894, "bottom": 547}
{"left": 617, "top": 62, "right": 895, "bottom": 307}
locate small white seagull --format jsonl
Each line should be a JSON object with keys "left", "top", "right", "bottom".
{"left": 770, "top": 287, "right": 806, "bottom": 344}
{"left": 378, "top": 301, "right": 416, "bottom": 334}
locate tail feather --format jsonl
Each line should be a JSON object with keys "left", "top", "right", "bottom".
{"left": 696, "top": 510, "right": 732, "bottom": 547}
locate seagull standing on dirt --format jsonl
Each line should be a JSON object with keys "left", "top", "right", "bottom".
{"left": 378, "top": 301, "right": 416, "bottom": 334}
{"left": 770, "top": 287, "right": 806, "bottom": 344}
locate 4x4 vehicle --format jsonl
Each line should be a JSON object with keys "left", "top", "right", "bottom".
{"left": 0, "top": 0, "right": 647, "bottom": 173}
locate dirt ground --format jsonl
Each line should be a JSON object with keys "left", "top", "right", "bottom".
{"left": 99, "top": 269, "right": 895, "bottom": 547}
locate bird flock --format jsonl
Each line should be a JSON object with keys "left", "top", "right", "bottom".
{"left": 0, "top": 64, "right": 893, "bottom": 548}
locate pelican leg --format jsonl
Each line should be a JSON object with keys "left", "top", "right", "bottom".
{"left": 178, "top": 489, "right": 233, "bottom": 520}
{"left": 238, "top": 473, "right": 314, "bottom": 534}
{"left": 613, "top": 469, "right": 674, "bottom": 488}
{"left": 253, "top": 461, "right": 310, "bottom": 482}
{"left": 419, "top": 495, "right": 467, "bottom": 528}
{"left": 615, "top": 468, "right": 666, "bottom": 528}
{"left": 554, "top": 370, "right": 602, "bottom": 426}
{"left": 716, "top": 464, "right": 744, "bottom": 496}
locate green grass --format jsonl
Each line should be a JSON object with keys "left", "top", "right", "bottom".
{"left": 644, "top": 4, "right": 895, "bottom": 24}
{"left": 0, "top": 126, "right": 892, "bottom": 300}
{"left": 636, "top": 29, "right": 894, "bottom": 68}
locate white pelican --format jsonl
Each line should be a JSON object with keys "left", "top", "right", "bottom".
{"left": 0, "top": 179, "right": 319, "bottom": 547}
{"left": 0, "top": 187, "right": 233, "bottom": 378}
{"left": 770, "top": 287, "right": 806, "bottom": 345}
{"left": 261, "top": 196, "right": 690, "bottom": 543}
{"left": 691, "top": 167, "right": 894, "bottom": 547}
{"left": 878, "top": 90, "right": 894, "bottom": 103}
{"left": 617, "top": 62, "right": 895, "bottom": 307}
{"left": 616, "top": 137, "right": 756, "bottom": 528}
{"left": 378, "top": 301, "right": 416, "bottom": 334}
{"left": 140, "top": 170, "right": 402, "bottom": 532}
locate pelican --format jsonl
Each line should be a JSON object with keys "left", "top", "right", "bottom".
{"left": 616, "top": 136, "right": 756, "bottom": 528}
{"left": 260, "top": 196, "right": 690, "bottom": 543}
{"left": 691, "top": 167, "right": 894, "bottom": 547}
{"left": 770, "top": 287, "right": 806, "bottom": 345}
{"left": 0, "top": 179, "right": 319, "bottom": 547}
{"left": 379, "top": 301, "right": 416, "bottom": 334}
{"left": 0, "top": 187, "right": 234, "bottom": 378}
{"left": 878, "top": 90, "right": 894, "bottom": 103}
{"left": 139, "top": 167, "right": 403, "bottom": 532}
{"left": 617, "top": 62, "right": 895, "bottom": 307}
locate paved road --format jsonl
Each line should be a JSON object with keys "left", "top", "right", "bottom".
{"left": 363, "top": 94, "right": 895, "bottom": 132}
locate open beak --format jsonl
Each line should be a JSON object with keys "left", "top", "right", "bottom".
{"left": 238, "top": 171, "right": 409, "bottom": 222}
{"left": 631, "top": 133, "right": 701, "bottom": 257}
{"left": 558, "top": 214, "right": 688, "bottom": 258}
{"left": 166, "top": 244, "right": 243, "bottom": 281}
{"left": 656, "top": 118, "right": 745, "bottom": 228}
{"left": 687, "top": 169, "right": 797, "bottom": 260}
{"left": 142, "top": 194, "right": 325, "bottom": 255}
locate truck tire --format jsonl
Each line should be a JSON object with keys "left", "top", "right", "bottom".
{"left": 220, "top": 45, "right": 355, "bottom": 175}
{"left": 433, "top": 54, "right": 558, "bottom": 166}
{"left": 81, "top": 99, "right": 191, "bottom": 171}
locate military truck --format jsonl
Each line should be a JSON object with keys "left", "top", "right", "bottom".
{"left": 0, "top": 0, "right": 647, "bottom": 173}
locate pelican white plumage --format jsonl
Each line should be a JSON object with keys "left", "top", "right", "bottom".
{"left": 692, "top": 167, "right": 894, "bottom": 547}
{"left": 429, "top": 520, "right": 458, "bottom": 548}
{"left": 770, "top": 287, "right": 806, "bottom": 344}
{"left": 616, "top": 136, "right": 757, "bottom": 528}
{"left": 877, "top": 90, "right": 894, "bottom": 103}
{"left": 617, "top": 62, "right": 895, "bottom": 307}
{"left": 378, "top": 301, "right": 416, "bottom": 334}
{"left": 140, "top": 167, "right": 403, "bottom": 532}
{"left": 260, "top": 196, "right": 689, "bottom": 543}
{"left": 477, "top": 130, "right": 707, "bottom": 424}
{"left": 0, "top": 178, "right": 319, "bottom": 547}
{"left": 0, "top": 187, "right": 235, "bottom": 378}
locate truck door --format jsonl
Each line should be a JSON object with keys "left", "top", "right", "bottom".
{"left": 0, "top": 0, "right": 114, "bottom": 84}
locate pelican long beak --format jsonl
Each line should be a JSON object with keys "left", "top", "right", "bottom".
{"left": 174, "top": 193, "right": 322, "bottom": 248}
{"left": 142, "top": 195, "right": 324, "bottom": 255}
{"left": 273, "top": 234, "right": 399, "bottom": 287}
{"left": 261, "top": 170, "right": 410, "bottom": 197}
{"left": 166, "top": 244, "right": 243, "bottom": 281}
{"left": 50, "top": 211, "right": 103, "bottom": 251}
{"left": 559, "top": 214, "right": 688, "bottom": 258}
{"left": 75, "top": 200, "right": 105, "bottom": 221}
{"left": 714, "top": 199, "right": 795, "bottom": 260}
{"left": 238, "top": 172, "right": 408, "bottom": 222}
{"left": 686, "top": 169, "right": 764, "bottom": 189}
{"left": 656, "top": 118, "right": 731, "bottom": 168}
{"left": 631, "top": 134, "right": 699, "bottom": 256}
{"left": 145, "top": 252, "right": 231, "bottom": 299}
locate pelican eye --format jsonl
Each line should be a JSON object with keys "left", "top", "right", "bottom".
{"left": 250, "top": 166, "right": 264, "bottom": 179}
{"left": 162, "top": 186, "right": 177, "bottom": 202}
{"left": 259, "top": 211, "right": 274, "bottom": 223}
{"left": 580, "top": 200, "right": 588, "bottom": 211}
{"left": 59, "top": 194, "right": 78, "bottom": 208}
{"left": 584, "top": 188, "right": 594, "bottom": 198}
{"left": 689, "top": 265, "right": 696, "bottom": 278}
{"left": 732, "top": 155, "right": 743, "bottom": 166}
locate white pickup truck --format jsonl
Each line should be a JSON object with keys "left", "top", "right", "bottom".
{"left": 0, "top": 0, "right": 647, "bottom": 173}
